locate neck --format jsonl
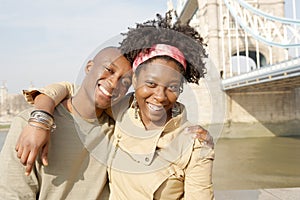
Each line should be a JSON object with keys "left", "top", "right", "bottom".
{"left": 141, "top": 112, "right": 171, "bottom": 130}
{"left": 66, "top": 93, "right": 103, "bottom": 119}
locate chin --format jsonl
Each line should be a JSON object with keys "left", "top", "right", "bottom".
{"left": 149, "top": 116, "right": 168, "bottom": 126}
{"left": 95, "top": 99, "right": 111, "bottom": 110}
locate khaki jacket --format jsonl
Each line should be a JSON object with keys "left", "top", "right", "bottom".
{"left": 108, "top": 97, "right": 215, "bottom": 200}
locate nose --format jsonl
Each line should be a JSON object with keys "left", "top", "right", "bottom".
{"left": 154, "top": 85, "right": 167, "bottom": 103}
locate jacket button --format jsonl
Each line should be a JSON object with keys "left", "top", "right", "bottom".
{"left": 145, "top": 157, "right": 149, "bottom": 162}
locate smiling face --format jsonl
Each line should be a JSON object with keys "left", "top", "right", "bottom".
{"left": 82, "top": 47, "right": 132, "bottom": 110}
{"left": 133, "top": 57, "right": 183, "bottom": 128}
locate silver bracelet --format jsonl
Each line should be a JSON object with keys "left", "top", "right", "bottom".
{"left": 29, "top": 110, "right": 56, "bottom": 132}
{"left": 28, "top": 121, "right": 51, "bottom": 131}
{"left": 28, "top": 118, "right": 56, "bottom": 132}
{"left": 30, "top": 110, "right": 54, "bottom": 124}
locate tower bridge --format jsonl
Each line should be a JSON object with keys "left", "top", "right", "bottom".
{"left": 222, "top": 57, "right": 300, "bottom": 92}
{"left": 170, "top": 0, "right": 300, "bottom": 137}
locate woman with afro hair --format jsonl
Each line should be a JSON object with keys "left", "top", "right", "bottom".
{"left": 108, "top": 11, "right": 214, "bottom": 200}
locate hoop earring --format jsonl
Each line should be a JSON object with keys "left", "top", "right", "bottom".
{"left": 133, "top": 93, "right": 139, "bottom": 119}
{"left": 179, "top": 85, "right": 183, "bottom": 93}
{"left": 172, "top": 102, "right": 180, "bottom": 118}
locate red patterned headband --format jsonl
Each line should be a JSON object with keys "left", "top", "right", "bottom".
{"left": 132, "top": 44, "right": 187, "bottom": 72}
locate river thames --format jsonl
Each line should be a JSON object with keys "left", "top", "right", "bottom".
{"left": 0, "top": 131, "right": 6, "bottom": 151}
{"left": 0, "top": 131, "right": 300, "bottom": 191}
{"left": 212, "top": 136, "right": 300, "bottom": 190}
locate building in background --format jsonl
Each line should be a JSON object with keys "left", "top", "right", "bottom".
{"left": 0, "top": 82, "right": 31, "bottom": 123}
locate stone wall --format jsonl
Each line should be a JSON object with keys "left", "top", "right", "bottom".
{"left": 180, "top": 84, "right": 300, "bottom": 138}
{"left": 223, "top": 88, "right": 300, "bottom": 138}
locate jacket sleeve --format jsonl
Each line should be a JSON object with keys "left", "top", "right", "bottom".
{"left": 184, "top": 139, "right": 215, "bottom": 200}
{"left": 23, "top": 81, "right": 75, "bottom": 106}
{"left": 0, "top": 111, "right": 40, "bottom": 199}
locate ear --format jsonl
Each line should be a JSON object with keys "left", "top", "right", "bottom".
{"left": 85, "top": 60, "right": 94, "bottom": 74}
{"left": 132, "top": 73, "right": 137, "bottom": 90}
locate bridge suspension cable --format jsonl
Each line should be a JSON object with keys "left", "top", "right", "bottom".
{"left": 223, "top": 0, "right": 300, "bottom": 48}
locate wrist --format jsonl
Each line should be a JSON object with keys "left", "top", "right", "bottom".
{"left": 29, "top": 110, "right": 56, "bottom": 132}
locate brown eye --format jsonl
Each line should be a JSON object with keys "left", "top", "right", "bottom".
{"left": 105, "top": 67, "right": 114, "bottom": 74}
{"left": 145, "top": 81, "right": 156, "bottom": 88}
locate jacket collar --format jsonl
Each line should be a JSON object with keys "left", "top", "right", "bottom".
{"left": 114, "top": 102, "right": 188, "bottom": 166}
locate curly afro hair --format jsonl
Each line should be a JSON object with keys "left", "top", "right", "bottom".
{"left": 119, "top": 11, "right": 207, "bottom": 84}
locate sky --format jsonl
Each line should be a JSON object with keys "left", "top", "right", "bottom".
{"left": 0, "top": 0, "right": 299, "bottom": 94}
{"left": 0, "top": 0, "right": 168, "bottom": 94}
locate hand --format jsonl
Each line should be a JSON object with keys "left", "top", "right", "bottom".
{"left": 185, "top": 125, "right": 214, "bottom": 149}
{"left": 15, "top": 124, "right": 50, "bottom": 176}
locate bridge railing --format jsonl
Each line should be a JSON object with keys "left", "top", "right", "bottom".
{"left": 172, "top": 0, "right": 300, "bottom": 86}
{"left": 220, "top": 0, "right": 300, "bottom": 80}
{"left": 222, "top": 56, "right": 300, "bottom": 90}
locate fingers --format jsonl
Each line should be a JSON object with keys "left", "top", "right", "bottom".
{"left": 20, "top": 147, "right": 30, "bottom": 166}
{"left": 205, "top": 133, "right": 214, "bottom": 149}
{"left": 17, "top": 143, "right": 49, "bottom": 176}
{"left": 25, "top": 148, "right": 39, "bottom": 176}
{"left": 15, "top": 132, "right": 24, "bottom": 152}
{"left": 41, "top": 143, "right": 49, "bottom": 166}
{"left": 25, "top": 163, "right": 33, "bottom": 176}
{"left": 185, "top": 125, "right": 207, "bottom": 140}
{"left": 16, "top": 145, "right": 24, "bottom": 159}
{"left": 15, "top": 124, "right": 50, "bottom": 171}
{"left": 194, "top": 131, "right": 208, "bottom": 141}
{"left": 185, "top": 125, "right": 204, "bottom": 132}
{"left": 15, "top": 142, "right": 20, "bottom": 152}
{"left": 185, "top": 125, "right": 215, "bottom": 148}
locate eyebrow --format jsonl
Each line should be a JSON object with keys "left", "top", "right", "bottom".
{"left": 143, "top": 74, "right": 181, "bottom": 83}
{"left": 110, "top": 62, "right": 118, "bottom": 68}
{"left": 109, "top": 61, "right": 125, "bottom": 71}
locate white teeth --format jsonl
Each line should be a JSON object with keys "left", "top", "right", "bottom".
{"left": 99, "top": 85, "right": 112, "bottom": 97}
{"left": 148, "top": 103, "right": 163, "bottom": 111}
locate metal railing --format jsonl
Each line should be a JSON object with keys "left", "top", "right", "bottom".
{"left": 222, "top": 57, "right": 300, "bottom": 90}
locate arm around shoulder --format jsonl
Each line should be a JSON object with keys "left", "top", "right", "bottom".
{"left": 23, "top": 81, "right": 75, "bottom": 107}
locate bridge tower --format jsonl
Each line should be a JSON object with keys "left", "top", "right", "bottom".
{"left": 170, "top": 0, "right": 300, "bottom": 138}
{"left": 173, "top": 0, "right": 286, "bottom": 78}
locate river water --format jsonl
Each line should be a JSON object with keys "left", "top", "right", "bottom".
{"left": 0, "top": 131, "right": 7, "bottom": 151}
{"left": 0, "top": 131, "right": 300, "bottom": 190}
{"left": 213, "top": 136, "right": 300, "bottom": 190}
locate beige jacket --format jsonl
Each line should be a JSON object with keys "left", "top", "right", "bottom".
{"left": 108, "top": 96, "right": 215, "bottom": 200}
